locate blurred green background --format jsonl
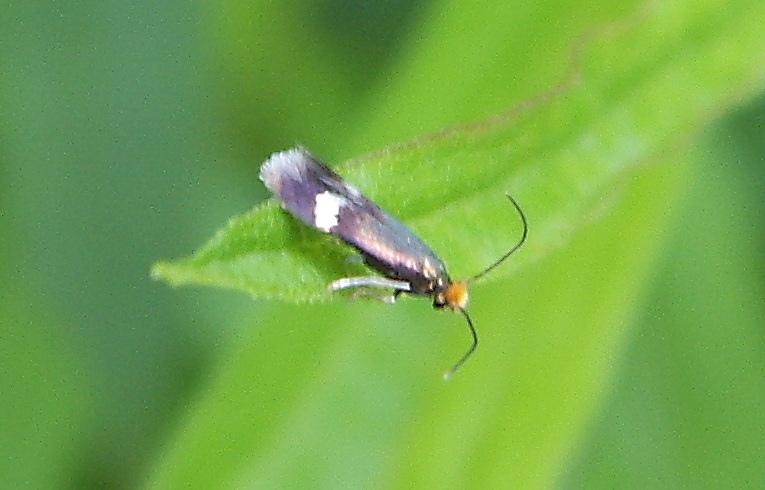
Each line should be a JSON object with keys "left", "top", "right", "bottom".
{"left": 2, "top": 1, "right": 764, "bottom": 489}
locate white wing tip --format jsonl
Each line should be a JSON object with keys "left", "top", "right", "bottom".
{"left": 259, "top": 147, "right": 312, "bottom": 188}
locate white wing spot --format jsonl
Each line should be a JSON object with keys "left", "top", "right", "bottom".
{"left": 314, "top": 191, "right": 346, "bottom": 232}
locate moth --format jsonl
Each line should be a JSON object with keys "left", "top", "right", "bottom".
{"left": 260, "top": 147, "right": 527, "bottom": 379}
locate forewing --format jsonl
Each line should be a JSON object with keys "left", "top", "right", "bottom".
{"left": 259, "top": 148, "right": 448, "bottom": 292}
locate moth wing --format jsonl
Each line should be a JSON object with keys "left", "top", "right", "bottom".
{"left": 260, "top": 147, "right": 449, "bottom": 293}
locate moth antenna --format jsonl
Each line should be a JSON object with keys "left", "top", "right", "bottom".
{"left": 443, "top": 308, "right": 479, "bottom": 380}
{"left": 467, "top": 193, "right": 528, "bottom": 284}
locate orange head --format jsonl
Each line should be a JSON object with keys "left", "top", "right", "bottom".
{"left": 434, "top": 280, "right": 469, "bottom": 311}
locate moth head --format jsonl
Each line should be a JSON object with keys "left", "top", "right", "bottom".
{"left": 433, "top": 280, "right": 469, "bottom": 311}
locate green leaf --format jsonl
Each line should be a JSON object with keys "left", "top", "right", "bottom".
{"left": 152, "top": 1, "right": 765, "bottom": 305}
{"left": 146, "top": 1, "right": 765, "bottom": 489}
{"left": 560, "top": 121, "right": 765, "bottom": 488}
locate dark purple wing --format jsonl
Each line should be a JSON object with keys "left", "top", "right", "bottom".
{"left": 259, "top": 147, "right": 449, "bottom": 295}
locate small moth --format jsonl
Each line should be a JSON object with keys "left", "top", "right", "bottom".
{"left": 260, "top": 147, "right": 527, "bottom": 379}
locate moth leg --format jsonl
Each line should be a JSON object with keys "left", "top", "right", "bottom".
{"left": 367, "top": 288, "right": 411, "bottom": 304}
{"left": 351, "top": 288, "right": 397, "bottom": 304}
{"left": 328, "top": 276, "right": 410, "bottom": 304}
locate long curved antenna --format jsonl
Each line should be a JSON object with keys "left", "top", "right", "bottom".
{"left": 467, "top": 193, "right": 528, "bottom": 284}
{"left": 443, "top": 308, "right": 479, "bottom": 380}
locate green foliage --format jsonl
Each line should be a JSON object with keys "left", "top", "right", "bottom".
{"left": 3, "top": 1, "right": 765, "bottom": 489}
{"left": 145, "top": 1, "right": 765, "bottom": 489}
{"left": 152, "top": 1, "right": 765, "bottom": 305}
